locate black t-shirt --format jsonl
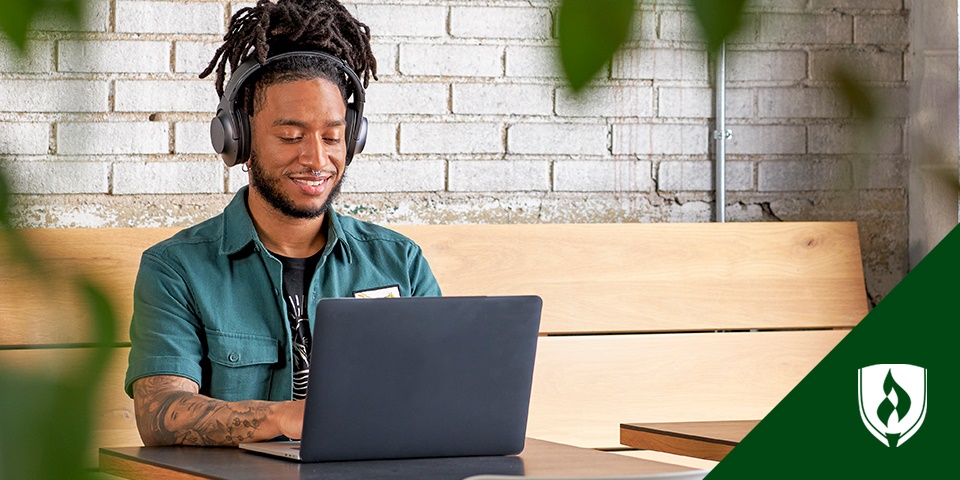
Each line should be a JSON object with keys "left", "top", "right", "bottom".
{"left": 273, "top": 251, "right": 322, "bottom": 400}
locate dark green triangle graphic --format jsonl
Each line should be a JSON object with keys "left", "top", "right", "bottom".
{"left": 705, "top": 223, "right": 960, "bottom": 479}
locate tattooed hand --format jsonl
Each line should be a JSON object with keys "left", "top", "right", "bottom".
{"left": 132, "top": 375, "right": 304, "bottom": 446}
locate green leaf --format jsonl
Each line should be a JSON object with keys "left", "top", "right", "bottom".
{"left": 831, "top": 65, "right": 878, "bottom": 120}
{"left": 0, "top": 0, "right": 86, "bottom": 51}
{"left": 0, "top": 167, "right": 10, "bottom": 228}
{"left": 558, "top": 0, "right": 635, "bottom": 92}
{"left": 0, "top": 0, "right": 36, "bottom": 51}
{"left": 689, "top": 0, "right": 748, "bottom": 52}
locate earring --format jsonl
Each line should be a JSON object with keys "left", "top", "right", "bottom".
{"left": 241, "top": 163, "right": 250, "bottom": 172}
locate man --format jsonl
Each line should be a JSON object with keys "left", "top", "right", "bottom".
{"left": 125, "top": 0, "right": 441, "bottom": 447}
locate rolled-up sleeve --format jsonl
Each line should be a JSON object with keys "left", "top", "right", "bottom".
{"left": 124, "top": 251, "right": 205, "bottom": 398}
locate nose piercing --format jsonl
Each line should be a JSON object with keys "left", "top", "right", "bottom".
{"left": 312, "top": 170, "right": 320, "bottom": 177}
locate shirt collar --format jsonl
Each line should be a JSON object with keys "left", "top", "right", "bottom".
{"left": 219, "top": 186, "right": 352, "bottom": 263}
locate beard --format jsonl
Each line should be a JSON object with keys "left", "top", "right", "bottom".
{"left": 247, "top": 149, "right": 344, "bottom": 219}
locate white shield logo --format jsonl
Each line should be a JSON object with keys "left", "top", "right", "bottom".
{"left": 858, "top": 364, "right": 927, "bottom": 447}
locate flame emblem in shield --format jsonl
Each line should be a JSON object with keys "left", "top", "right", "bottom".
{"left": 858, "top": 364, "right": 927, "bottom": 447}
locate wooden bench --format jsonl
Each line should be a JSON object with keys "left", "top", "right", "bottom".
{"left": 0, "top": 221, "right": 868, "bottom": 468}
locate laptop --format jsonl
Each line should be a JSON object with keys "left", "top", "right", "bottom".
{"left": 240, "top": 295, "right": 543, "bottom": 463}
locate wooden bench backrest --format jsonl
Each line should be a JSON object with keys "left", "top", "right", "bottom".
{"left": 0, "top": 221, "right": 868, "bottom": 462}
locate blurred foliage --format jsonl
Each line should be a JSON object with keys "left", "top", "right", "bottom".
{"left": 1, "top": 0, "right": 118, "bottom": 478}
{"left": 557, "top": 0, "right": 749, "bottom": 91}
{"left": 832, "top": 65, "right": 879, "bottom": 120}
{"left": 689, "top": 0, "right": 749, "bottom": 53}
{"left": 0, "top": 0, "right": 83, "bottom": 51}
{"left": 558, "top": 0, "right": 635, "bottom": 92}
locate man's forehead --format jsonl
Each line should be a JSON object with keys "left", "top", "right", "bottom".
{"left": 257, "top": 78, "right": 346, "bottom": 111}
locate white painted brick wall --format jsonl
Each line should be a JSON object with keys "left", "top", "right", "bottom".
{"left": 852, "top": 157, "right": 904, "bottom": 189}
{"left": 59, "top": 40, "right": 171, "bottom": 74}
{"left": 759, "top": 13, "right": 852, "bottom": 44}
{"left": 364, "top": 83, "right": 448, "bottom": 116}
{"left": 612, "top": 124, "right": 709, "bottom": 156}
{"left": 0, "top": 80, "right": 109, "bottom": 112}
{"left": 371, "top": 43, "right": 398, "bottom": 77}
{"left": 613, "top": 48, "right": 709, "bottom": 81}
{"left": 658, "top": 87, "right": 712, "bottom": 118}
{"left": 758, "top": 88, "right": 849, "bottom": 118}
{"left": 0, "top": 40, "right": 54, "bottom": 73}
{"left": 3, "top": 161, "right": 108, "bottom": 194}
{"left": 0, "top": 123, "right": 49, "bottom": 155}
{"left": 554, "top": 160, "right": 652, "bottom": 192}
{"left": 723, "top": 89, "right": 757, "bottom": 119}
{"left": 449, "top": 160, "right": 550, "bottom": 192}
{"left": 115, "top": 81, "right": 218, "bottom": 113}
{"left": 174, "top": 122, "right": 214, "bottom": 155}
{"left": 116, "top": 1, "right": 224, "bottom": 35}
{"left": 228, "top": 167, "right": 248, "bottom": 193}
{"left": 400, "top": 44, "right": 503, "bottom": 77}
{"left": 726, "top": 125, "right": 806, "bottom": 155}
{"left": 58, "top": 122, "right": 170, "bottom": 155}
{"left": 363, "top": 122, "right": 398, "bottom": 155}
{"left": 113, "top": 161, "right": 223, "bottom": 194}
{"left": 175, "top": 42, "right": 221, "bottom": 75}
{"left": 727, "top": 51, "right": 807, "bottom": 82}
{"left": 453, "top": 84, "right": 553, "bottom": 116}
{"left": 628, "top": 6, "right": 661, "bottom": 42}
{"left": 353, "top": 4, "right": 447, "bottom": 37}
{"left": 556, "top": 86, "right": 654, "bottom": 118}
{"left": 809, "top": 0, "right": 903, "bottom": 10}
{"left": 450, "top": 7, "right": 553, "bottom": 39}
{"left": 508, "top": 124, "right": 607, "bottom": 156}
{"left": 758, "top": 160, "right": 853, "bottom": 191}
{"left": 660, "top": 87, "right": 757, "bottom": 119}
{"left": 808, "top": 123, "right": 902, "bottom": 155}
{"left": 342, "top": 160, "right": 445, "bottom": 193}
{"left": 505, "top": 46, "right": 563, "bottom": 79}
{"left": 855, "top": 14, "right": 909, "bottom": 44}
{"left": 400, "top": 123, "right": 502, "bottom": 155}
{"left": 658, "top": 161, "right": 754, "bottom": 191}
{"left": 656, "top": 10, "right": 705, "bottom": 43}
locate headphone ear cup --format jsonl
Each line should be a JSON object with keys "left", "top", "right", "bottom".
{"left": 353, "top": 117, "right": 368, "bottom": 158}
{"left": 234, "top": 107, "right": 251, "bottom": 165}
{"left": 345, "top": 107, "right": 363, "bottom": 165}
{"left": 211, "top": 109, "right": 239, "bottom": 167}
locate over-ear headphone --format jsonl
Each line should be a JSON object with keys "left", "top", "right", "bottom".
{"left": 210, "top": 50, "right": 368, "bottom": 167}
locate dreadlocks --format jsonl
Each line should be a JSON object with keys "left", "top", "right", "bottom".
{"left": 200, "top": 0, "right": 378, "bottom": 98}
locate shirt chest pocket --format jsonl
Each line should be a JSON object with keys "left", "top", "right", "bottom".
{"left": 206, "top": 330, "right": 279, "bottom": 401}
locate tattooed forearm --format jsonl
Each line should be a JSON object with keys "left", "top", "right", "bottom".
{"left": 132, "top": 375, "right": 282, "bottom": 447}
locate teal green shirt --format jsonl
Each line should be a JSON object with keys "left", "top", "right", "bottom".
{"left": 125, "top": 187, "right": 441, "bottom": 401}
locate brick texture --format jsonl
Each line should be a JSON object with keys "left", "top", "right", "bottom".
{"left": 0, "top": 0, "right": 916, "bottom": 304}
{"left": 0, "top": 123, "right": 49, "bottom": 155}
{"left": 113, "top": 161, "right": 223, "bottom": 194}
{"left": 58, "top": 122, "right": 170, "bottom": 155}
{"left": 60, "top": 40, "right": 171, "bottom": 74}
{"left": 400, "top": 123, "right": 502, "bottom": 155}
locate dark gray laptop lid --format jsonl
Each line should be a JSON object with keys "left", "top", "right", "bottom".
{"left": 301, "top": 295, "right": 542, "bottom": 462}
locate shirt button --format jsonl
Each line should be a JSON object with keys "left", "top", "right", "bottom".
{"left": 228, "top": 352, "right": 240, "bottom": 363}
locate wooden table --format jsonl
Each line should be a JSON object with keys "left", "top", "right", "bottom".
{"left": 620, "top": 420, "right": 760, "bottom": 462}
{"left": 99, "top": 438, "right": 697, "bottom": 480}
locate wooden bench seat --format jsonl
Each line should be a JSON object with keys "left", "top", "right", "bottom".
{"left": 0, "top": 221, "right": 868, "bottom": 466}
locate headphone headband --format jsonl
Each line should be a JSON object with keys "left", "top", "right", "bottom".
{"left": 210, "top": 50, "right": 368, "bottom": 167}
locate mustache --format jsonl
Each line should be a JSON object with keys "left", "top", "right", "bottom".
{"left": 287, "top": 168, "right": 337, "bottom": 177}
